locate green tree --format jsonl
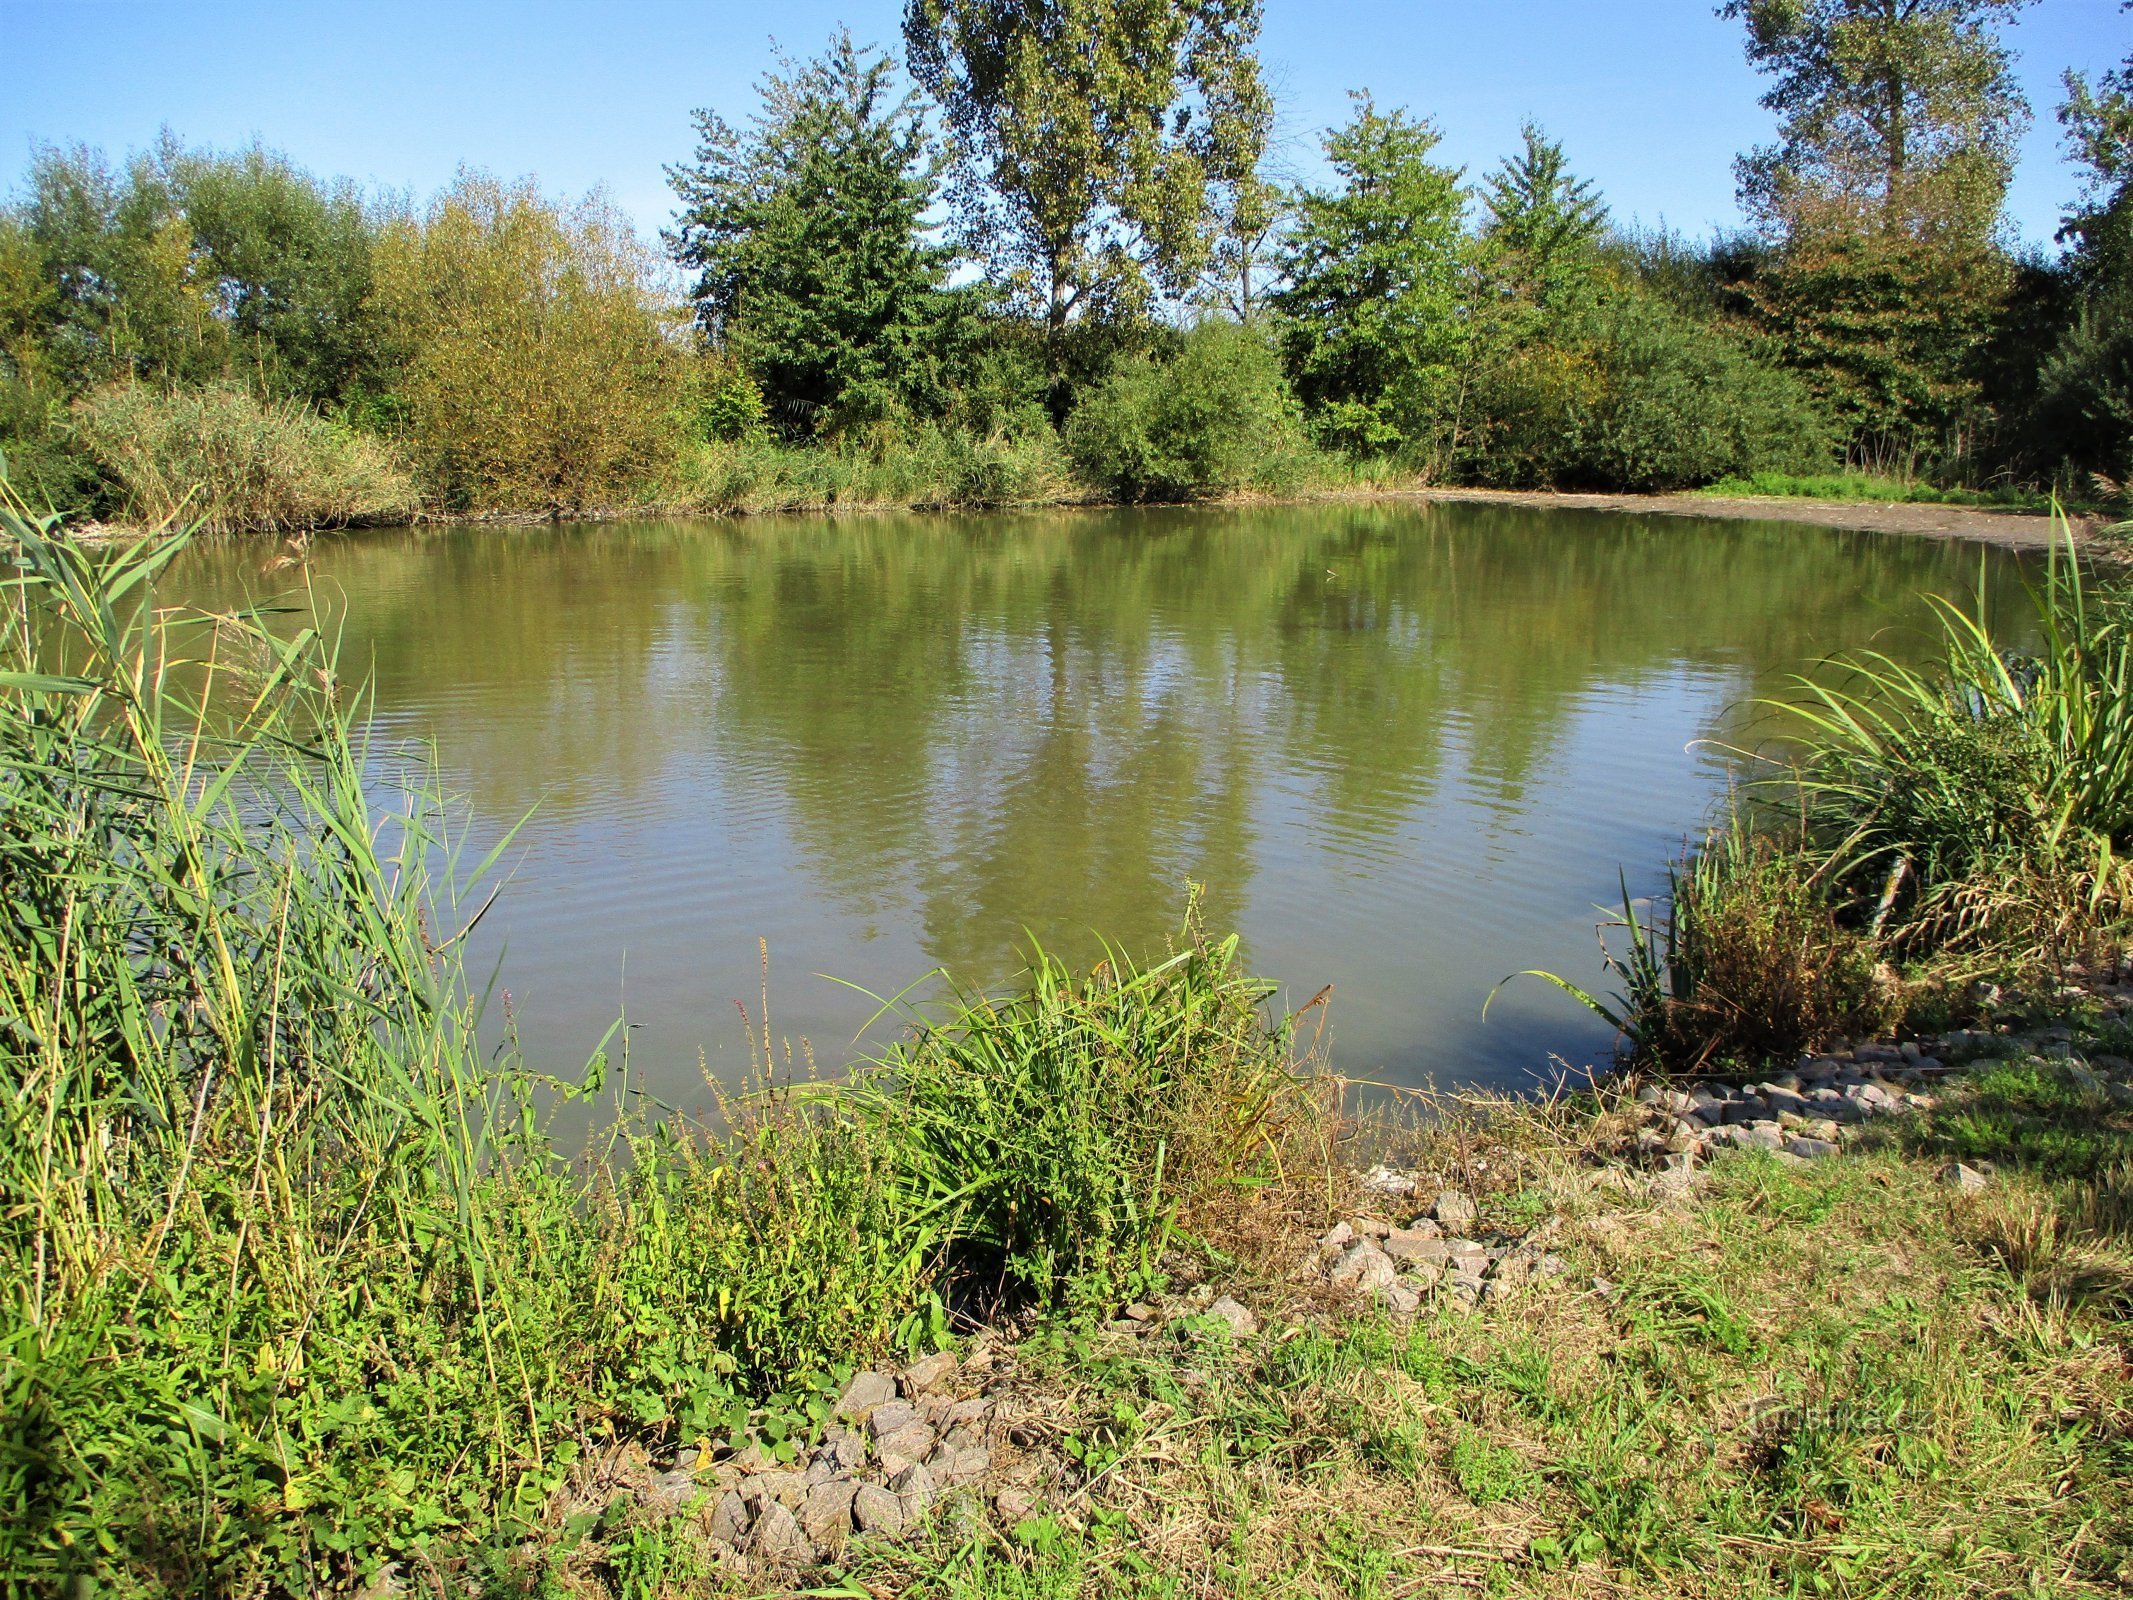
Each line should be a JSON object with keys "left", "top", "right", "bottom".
{"left": 1271, "top": 97, "right": 1471, "bottom": 460}
{"left": 665, "top": 32, "right": 962, "bottom": 437}
{"left": 902, "top": 0, "right": 1272, "bottom": 360}
{"left": 2060, "top": 10, "right": 2133, "bottom": 280}
{"left": 1479, "top": 123, "right": 1608, "bottom": 309}
{"left": 1723, "top": 0, "right": 2033, "bottom": 241}
{"left": 1722, "top": 0, "right": 2033, "bottom": 470}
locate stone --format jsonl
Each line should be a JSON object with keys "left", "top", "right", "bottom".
{"left": 1785, "top": 1137, "right": 1840, "bottom": 1160}
{"left": 874, "top": 1418, "right": 937, "bottom": 1467}
{"left": 1316, "top": 1221, "right": 1355, "bottom": 1254}
{"left": 1382, "top": 1227, "right": 1450, "bottom": 1263}
{"left": 928, "top": 1443, "right": 992, "bottom": 1483}
{"left": 798, "top": 1479, "right": 859, "bottom": 1548}
{"left": 866, "top": 1400, "right": 919, "bottom": 1440}
{"left": 1327, "top": 1239, "right": 1398, "bottom": 1296}
{"left": 1205, "top": 1295, "right": 1257, "bottom": 1336}
{"left": 710, "top": 1489, "right": 753, "bottom": 1547}
{"left": 902, "top": 1351, "right": 959, "bottom": 1395}
{"left": 1940, "top": 1162, "right": 1990, "bottom": 1193}
{"left": 832, "top": 1430, "right": 868, "bottom": 1471}
{"left": 1735, "top": 1123, "right": 1784, "bottom": 1152}
{"left": 995, "top": 1487, "right": 1038, "bottom": 1522}
{"left": 747, "top": 1500, "right": 812, "bottom": 1564}
{"left": 1360, "top": 1164, "right": 1417, "bottom": 1196}
{"left": 1763, "top": 1087, "right": 1810, "bottom": 1117}
{"left": 888, "top": 1461, "right": 938, "bottom": 1521}
{"left": 1431, "top": 1189, "right": 1479, "bottom": 1228}
{"left": 1382, "top": 1281, "right": 1424, "bottom": 1315}
{"left": 852, "top": 1484, "right": 906, "bottom": 1538}
{"left": 837, "top": 1370, "right": 898, "bottom": 1424}
{"left": 1122, "top": 1302, "right": 1160, "bottom": 1322}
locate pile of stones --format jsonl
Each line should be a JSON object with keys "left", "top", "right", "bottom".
{"left": 1626, "top": 1029, "right": 2133, "bottom": 1168}
{"left": 679, "top": 1350, "right": 1010, "bottom": 1569}
{"left": 1307, "top": 1188, "right": 1564, "bottom": 1313}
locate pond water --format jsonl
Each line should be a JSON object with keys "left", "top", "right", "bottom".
{"left": 171, "top": 500, "right": 2033, "bottom": 1106}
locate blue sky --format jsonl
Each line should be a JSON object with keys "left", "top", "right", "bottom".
{"left": 4, "top": 0, "right": 2125, "bottom": 251}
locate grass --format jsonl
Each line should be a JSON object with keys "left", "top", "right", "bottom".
{"left": 69, "top": 379, "right": 420, "bottom": 534}
{"left": 7, "top": 478, "right": 2131, "bottom": 1598}
{"left": 1699, "top": 469, "right": 2058, "bottom": 512}
{"left": 0, "top": 476, "right": 1330, "bottom": 1594}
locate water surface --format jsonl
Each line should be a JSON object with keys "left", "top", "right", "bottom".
{"left": 172, "top": 501, "right": 2033, "bottom": 1103}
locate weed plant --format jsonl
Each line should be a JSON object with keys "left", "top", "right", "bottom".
{"left": 0, "top": 480, "right": 1323, "bottom": 1593}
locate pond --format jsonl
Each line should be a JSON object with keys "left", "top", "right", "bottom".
{"left": 172, "top": 499, "right": 2034, "bottom": 1106}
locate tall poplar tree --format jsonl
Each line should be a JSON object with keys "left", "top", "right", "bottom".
{"left": 1721, "top": 0, "right": 2034, "bottom": 468}
{"left": 902, "top": 0, "right": 1272, "bottom": 359}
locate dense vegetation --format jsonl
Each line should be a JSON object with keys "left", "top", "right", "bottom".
{"left": 2, "top": 1, "right": 2127, "bottom": 532}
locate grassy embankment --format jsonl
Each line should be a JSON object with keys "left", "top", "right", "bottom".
{"left": 4, "top": 486, "right": 2130, "bottom": 1597}
{"left": 1698, "top": 469, "right": 2068, "bottom": 514}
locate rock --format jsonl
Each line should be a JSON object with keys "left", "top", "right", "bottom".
{"left": 1431, "top": 1190, "right": 1478, "bottom": 1229}
{"left": 710, "top": 1489, "right": 753, "bottom": 1547}
{"left": 1382, "top": 1227, "right": 1449, "bottom": 1262}
{"left": 1636, "top": 1084, "right": 1664, "bottom": 1106}
{"left": 2092, "top": 1054, "right": 2132, "bottom": 1078}
{"left": 944, "top": 1398, "right": 992, "bottom": 1428}
{"left": 1940, "top": 1161, "right": 1990, "bottom": 1193}
{"left": 866, "top": 1400, "right": 919, "bottom": 1441}
{"left": 831, "top": 1429, "right": 868, "bottom": 1471}
{"left": 1735, "top": 1123, "right": 1784, "bottom": 1152}
{"left": 874, "top": 1418, "right": 937, "bottom": 1467}
{"left": 995, "top": 1487, "right": 1038, "bottom": 1523}
{"left": 1396, "top": 1213, "right": 1446, "bottom": 1238}
{"left": 1764, "top": 1087, "right": 1809, "bottom": 1116}
{"left": 1785, "top": 1136, "right": 1840, "bottom": 1160}
{"left": 852, "top": 1484, "right": 906, "bottom": 1538}
{"left": 799, "top": 1479, "right": 859, "bottom": 1548}
{"left": 1360, "top": 1164, "right": 1417, "bottom": 1196}
{"left": 888, "top": 1461, "right": 938, "bottom": 1521}
{"left": 902, "top": 1351, "right": 959, "bottom": 1395}
{"left": 838, "top": 1370, "right": 898, "bottom": 1424}
{"left": 928, "top": 1443, "right": 991, "bottom": 1483}
{"left": 1382, "top": 1281, "right": 1424, "bottom": 1315}
{"left": 747, "top": 1500, "right": 813, "bottom": 1564}
{"left": 1327, "top": 1239, "right": 1398, "bottom": 1296}
{"left": 1205, "top": 1295, "right": 1257, "bottom": 1336}
{"left": 1121, "top": 1301, "right": 1160, "bottom": 1322}
{"left": 1316, "top": 1221, "right": 1355, "bottom": 1255}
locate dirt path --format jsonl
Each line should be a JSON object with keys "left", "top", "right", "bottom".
{"left": 1404, "top": 485, "right": 2109, "bottom": 555}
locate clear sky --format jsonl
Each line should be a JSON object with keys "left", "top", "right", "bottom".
{"left": 3, "top": 0, "right": 2125, "bottom": 251}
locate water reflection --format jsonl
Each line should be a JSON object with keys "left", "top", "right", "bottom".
{"left": 172, "top": 501, "right": 2033, "bottom": 1100}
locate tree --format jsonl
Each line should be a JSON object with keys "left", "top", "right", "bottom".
{"left": 1480, "top": 124, "right": 1608, "bottom": 308}
{"left": 372, "top": 175, "right": 682, "bottom": 513}
{"left": 1271, "top": 97, "right": 1471, "bottom": 460}
{"left": 2060, "top": 9, "right": 2133, "bottom": 280}
{"left": 1722, "top": 0, "right": 2034, "bottom": 243}
{"left": 903, "top": 0, "right": 1272, "bottom": 359}
{"left": 665, "top": 32, "right": 961, "bottom": 437}
{"left": 1722, "top": 0, "right": 2033, "bottom": 469}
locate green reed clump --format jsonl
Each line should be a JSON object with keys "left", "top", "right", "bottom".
{"left": 1512, "top": 823, "right": 1895, "bottom": 1073}
{"left": 836, "top": 933, "right": 1323, "bottom": 1311}
{"left": 0, "top": 481, "right": 1325, "bottom": 1593}
{"left": 1776, "top": 518, "right": 2133, "bottom": 966}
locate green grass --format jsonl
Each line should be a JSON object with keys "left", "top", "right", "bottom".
{"left": 0, "top": 481, "right": 1326, "bottom": 1595}
{"left": 1699, "top": 469, "right": 2056, "bottom": 511}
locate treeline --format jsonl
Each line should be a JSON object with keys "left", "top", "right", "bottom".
{"left": 1, "top": 0, "right": 2128, "bottom": 532}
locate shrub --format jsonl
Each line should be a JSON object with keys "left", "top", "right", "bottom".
{"left": 371, "top": 175, "right": 684, "bottom": 513}
{"left": 1526, "top": 827, "right": 1895, "bottom": 1073}
{"left": 70, "top": 378, "right": 416, "bottom": 532}
{"left": 1065, "top": 320, "right": 1305, "bottom": 501}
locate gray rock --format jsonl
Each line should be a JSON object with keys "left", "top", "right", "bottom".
{"left": 1735, "top": 1123, "right": 1785, "bottom": 1152}
{"left": 1785, "top": 1136, "right": 1840, "bottom": 1160}
{"left": 888, "top": 1461, "right": 938, "bottom": 1521}
{"left": 1360, "top": 1163, "right": 1417, "bottom": 1196}
{"left": 831, "top": 1429, "right": 868, "bottom": 1471}
{"left": 852, "top": 1484, "right": 906, "bottom": 1538}
{"left": 1382, "top": 1281, "right": 1424, "bottom": 1315}
{"left": 1763, "top": 1087, "right": 1809, "bottom": 1116}
{"left": 1205, "top": 1295, "right": 1257, "bottom": 1336}
{"left": 1317, "top": 1221, "right": 1355, "bottom": 1255}
{"left": 710, "top": 1489, "right": 753, "bottom": 1547}
{"left": 1940, "top": 1161, "right": 1990, "bottom": 1193}
{"left": 1382, "top": 1227, "right": 1450, "bottom": 1262}
{"left": 746, "top": 1500, "right": 813, "bottom": 1564}
{"left": 1327, "top": 1239, "right": 1398, "bottom": 1296}
{"left": 902, "top": 1351, "right": 959, "bottom": 1395}
{"left": 874, "top": 1418, "right": 937, "bottom": 1466}
{"left": 928, "top": 1443, "right": 991, "bottom": 1483}
{"left": 799, "top": 1479, "right": 859, "bottom": 1548}
{"left": 838, "top": 1370, "right": 898, "bottom": 1424}
{"left": 866, "top": 1400, "right": 919, "bottom": 1441}
{"left": 1431, "top": 1189, "right": 1479, "bottom": 1228}
{"left": 994, "top": 1487, "right": 1038, "bottom": 1522}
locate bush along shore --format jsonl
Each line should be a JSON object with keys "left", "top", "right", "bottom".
{"left": 6, "top": 494, "right": 2133, "bottom": 1599}
{"left": 7, "top": 5, "right": 2133, "bottom": 537}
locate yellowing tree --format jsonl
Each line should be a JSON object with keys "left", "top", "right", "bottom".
{"left": 374, "top": 176, "right": 682, "bottom": 513}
